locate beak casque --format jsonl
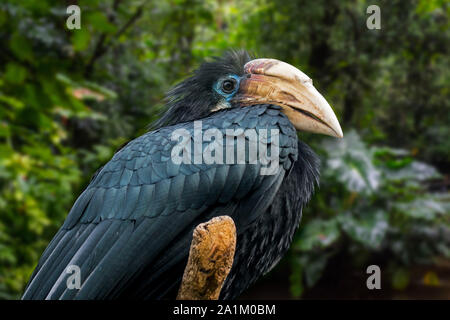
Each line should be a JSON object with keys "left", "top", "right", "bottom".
{"left": 233, "top": 58, "right": 343, "bottom": 138}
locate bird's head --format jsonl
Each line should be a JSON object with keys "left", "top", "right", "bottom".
{"left": 157, "top": 50, "right": 343, "bottom": 138}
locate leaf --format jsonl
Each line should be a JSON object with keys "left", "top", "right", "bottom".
{"left": 394, "top": 195, "right": 449, "bottom": 221}
{"left": 295, "top": 218, "right": 340, "bottom": 251}
{"left": 339, "top": 210, "right": 389, "bottom": 250}
{"left": 416, "top": 0, "right": 446, "bottom": 14}
{"left": 55, "top": 73, "right": 76, "bottom": 86}
{"left": 71, "top": 88, "right": 105, "bottom": 101}
{"left": 56, "top": 74, "right": 117, "bottom": 100}
{"left": 71, "top": 28, "right": 91, "bottom": 52}
{"left": 386, "top": 161, "right": 441, "bottom": 182}
{"left": 299, "top": 252, "right": 333, "bottom": 288}
{"left": 9, "top": 33, "right": 33, "bottom": 62}
{"left": 323, "top": 130, "right": 381, "bottom": 194}
{"left": 4, "top": 63, "right": 27, "bottom": 84}
{"left": 0, "top": 94, "right": 24, "bottom": 109}
{"left": 86, "top": 12, "right": 117, "bottom": 33}
{"left": 80, "top": 81, "right": 117, "bottom": 99}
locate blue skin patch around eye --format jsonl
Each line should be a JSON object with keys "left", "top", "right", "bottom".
{"left": 213, "top": 74, "right": 241, "bottom": 102}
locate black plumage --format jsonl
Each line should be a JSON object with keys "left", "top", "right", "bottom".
{"left": 22, "top": 50, "right": 320, "bottom": 300}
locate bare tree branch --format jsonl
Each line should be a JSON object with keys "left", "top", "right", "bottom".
{"left": 177, "top": 216, "right": 236, "bottom": 300}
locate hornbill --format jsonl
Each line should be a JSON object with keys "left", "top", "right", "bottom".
{"left": 22, "top": 50, "right": 342, "bottom": 300}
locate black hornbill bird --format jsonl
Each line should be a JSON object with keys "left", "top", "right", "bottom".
{"left": 23, "top": 50, "right": 342, "bottom": 300}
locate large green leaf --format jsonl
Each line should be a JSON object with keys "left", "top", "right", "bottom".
{"left": 294, "top": 218, "right": 341, "bottom": 251}
{"left": 323, "top": 130, "right": 381, "bottom": 194}
{"left": 339, "top": 210, "right": 389, "bottom": 250}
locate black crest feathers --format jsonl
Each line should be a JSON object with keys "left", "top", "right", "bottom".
{"left": 153, "top": 50, "right": 252, "bottom": 129}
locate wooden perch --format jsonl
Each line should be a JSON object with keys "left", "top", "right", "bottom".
{"left": 177, "top": 215, "right": 237, "bottom": 300}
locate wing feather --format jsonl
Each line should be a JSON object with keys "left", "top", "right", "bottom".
{"left": 23, "top": 105, "right": 299, "bottom": 300}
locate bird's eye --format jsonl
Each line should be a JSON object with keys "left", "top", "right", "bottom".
{"left": 221, "top": 78, "right": 237, "bottom": 94}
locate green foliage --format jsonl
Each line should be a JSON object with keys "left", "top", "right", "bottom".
{"left": 248, "top": 0, "right": 450, "bottom": 167}
{"left": 0, "top": 0, "right": 448, "bottom": 299}
{"left": 290, "top": 131, "right": 450, "bottom": 296}
{"left": 0, "top": 0, "right": 140, "bottom": 298}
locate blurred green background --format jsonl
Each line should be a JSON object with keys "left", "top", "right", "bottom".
{"left": 0, "top": 0, "right": 449, "bottom": 299}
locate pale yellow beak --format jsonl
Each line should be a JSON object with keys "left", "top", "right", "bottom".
{"left": 233, "top": 58, "right": 343, "bottom": 138}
